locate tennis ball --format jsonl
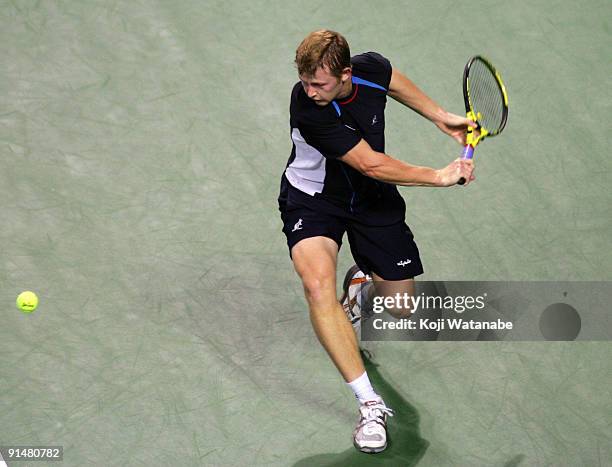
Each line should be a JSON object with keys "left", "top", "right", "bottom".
{"left": 17, "top": 291, "right": 38, "bottom": 313}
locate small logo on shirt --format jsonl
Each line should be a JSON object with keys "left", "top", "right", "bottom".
{"left": 371, "top": 115, "right": 379, "bottom": 126}
{"left": 292, "top": 219, "right": 303, "bottom": 232}
{"left": 397, "top": 259, "right": 412, "bottom": 267}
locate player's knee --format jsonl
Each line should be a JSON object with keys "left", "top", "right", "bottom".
{"left": 301, "top": 274, "right": 335, "bottom": 306}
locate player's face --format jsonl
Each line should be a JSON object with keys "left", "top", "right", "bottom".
{"left": 299, "top": 67, "right": 351, "bottom": 106}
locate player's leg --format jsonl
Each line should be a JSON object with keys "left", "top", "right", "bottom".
{"left": 291, "top": 236, "right": 365, "bottom": 382}
{"left": 342, "top": 220, "right": 423, "bottom": 453}
{"left": 370, "top": 272, "right": 416, "bottom": 318}
{"left": 292, "top": 237, "right": 392, "bottom": 453}
{"left": 280, "top": 205, "right": 387, "bottom": 451}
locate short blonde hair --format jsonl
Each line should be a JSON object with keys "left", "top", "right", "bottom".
{"left": 295, "top": 30, "right": 351, "bottom": 78}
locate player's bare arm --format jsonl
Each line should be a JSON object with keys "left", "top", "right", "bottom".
{"left": 388, "top": 67, "right": 476, "bottom": 144}
{"left": 339, "top": 139, "right": 475, "bottom": 187}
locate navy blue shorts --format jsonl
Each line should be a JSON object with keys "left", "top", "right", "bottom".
{"left": 280, "top": 201, "right": 424, "bottom": 281}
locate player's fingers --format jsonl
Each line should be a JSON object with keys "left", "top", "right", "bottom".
{"left": 464, "top": 162, "right": 474, "bottom": 178}
{"left": 459, "top": 163, "right": 471, "bottom": 186}
{"left": 448, "top": 112, "right": 477, "bottom": 128}
{"left": 468, "top": 166, "right": 476, "bottom": 182}
{"left": 458, "top": 160, "right": 473, "bottom": 174}
{"left": 459, "top": 161, "right": 474, "bottom": 186}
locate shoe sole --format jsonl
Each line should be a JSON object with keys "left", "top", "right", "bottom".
{"left": 353, "top": 440, "right": 387, "bottom": 454}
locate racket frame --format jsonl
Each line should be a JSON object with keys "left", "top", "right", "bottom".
{"left": 461, "top": 55, "right": 508, "bottom": 160}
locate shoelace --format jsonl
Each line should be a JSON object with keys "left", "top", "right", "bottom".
{"left": 343, "top": 300, "right": 360, "bottom": 322}
{"left": 359, "top": 402, "right": 395, "bottom": 428}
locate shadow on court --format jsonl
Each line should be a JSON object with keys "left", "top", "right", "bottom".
{"left": 504, "top": 454, "right": 526, "bottom": 467}
{"left": 293, "top": 350, "right": 429, "bottom": 467}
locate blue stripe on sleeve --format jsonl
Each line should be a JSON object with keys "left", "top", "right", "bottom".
{"left": 352, "top": 76, "right": 387, "bottom": 92}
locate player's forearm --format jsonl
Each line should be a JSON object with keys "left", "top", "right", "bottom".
{"left": 364, "top": 153, "right": 441, "bottom": 187}
{"left": 388, "top": 72, "right": 445, "bottom": 124}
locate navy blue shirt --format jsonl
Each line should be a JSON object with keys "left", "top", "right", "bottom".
{"left": 279, "top": 52, "right": 405, "bottom": 224}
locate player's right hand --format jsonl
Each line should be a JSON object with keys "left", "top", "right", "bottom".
{"left": 436, "top": 158, "right": 475, "bottom": 186}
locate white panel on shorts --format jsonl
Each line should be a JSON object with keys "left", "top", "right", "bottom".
{"left": 284, "top": 128, "right": 326, "bottom": 196}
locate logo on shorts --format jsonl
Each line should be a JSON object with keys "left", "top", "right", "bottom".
{"left": 292, "top": 219, "right": 303, "bottom": 232}
{"left": 397, "top": 259, "right": 412, "bottom": 267}
{"left": 372, "top": 115, "right": 379, "bottom": 126}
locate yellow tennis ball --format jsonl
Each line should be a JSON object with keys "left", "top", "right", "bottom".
{"left": 17, "top": 291, "right": 38, "bottom": 313}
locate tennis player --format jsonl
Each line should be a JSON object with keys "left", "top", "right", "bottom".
{"left": 278, "top": 30, "right": 475, "bottom": 453}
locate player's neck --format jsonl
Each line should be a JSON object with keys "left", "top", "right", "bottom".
{"left": 336, "top": 78, "right": 353, "bottom": 100}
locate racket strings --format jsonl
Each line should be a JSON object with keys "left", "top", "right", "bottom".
{"left": 469, "top": 59, "right": 505, "bottom": 133}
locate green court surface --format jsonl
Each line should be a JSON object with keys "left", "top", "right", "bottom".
{"left": 2, "top": 1, "right": 611, "bottom": 466}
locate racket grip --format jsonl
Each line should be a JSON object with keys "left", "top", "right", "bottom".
{"left": 462, "top": 144, "right": 474, "bottom": 160}
{"left": 457, "top": 144, "right": 474, "bottom": 185}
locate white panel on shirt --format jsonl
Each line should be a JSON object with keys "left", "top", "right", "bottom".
{"left": 284, "top": 128, "right": 326, "bottom": 196}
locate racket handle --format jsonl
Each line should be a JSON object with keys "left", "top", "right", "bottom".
{"left": 457, "top": 144, "right": 474, "bottom": 185}
{"left": 462, "top": 144, "right": 475, "bottom": 159}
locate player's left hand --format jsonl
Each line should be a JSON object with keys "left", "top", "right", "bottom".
{"left": 435, "top": 112, "right": 478, "bottom": 145}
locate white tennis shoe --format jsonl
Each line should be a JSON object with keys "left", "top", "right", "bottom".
{"left": 340, "top": 265, "right": 372, "bottom": 336}
{"left": 353, "top": 397, "right": 394, "bottom": 453}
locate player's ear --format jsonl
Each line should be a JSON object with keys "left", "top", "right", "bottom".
{"left": 340, "top": 67, "right": 352, "bottom": 83}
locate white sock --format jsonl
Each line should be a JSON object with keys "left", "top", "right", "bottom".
{"left": 347, "top": 371, "right": 379, "bottom": 403}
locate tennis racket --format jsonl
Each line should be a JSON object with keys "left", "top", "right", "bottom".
{"left": 458, "top": 55, "right": 508, "bottom": 185}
